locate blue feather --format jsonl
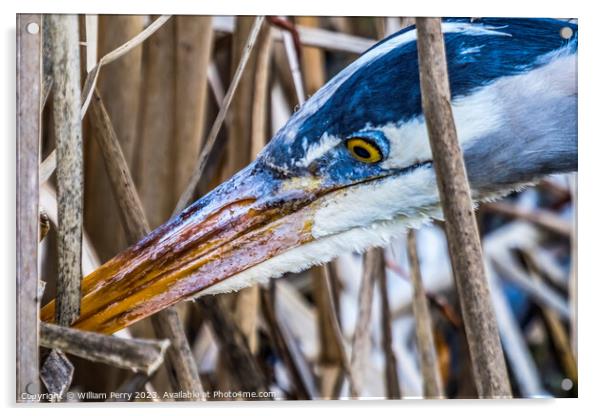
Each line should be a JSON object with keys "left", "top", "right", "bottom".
{"left": 262, "top": 18, "right": 578, "bottom": 176}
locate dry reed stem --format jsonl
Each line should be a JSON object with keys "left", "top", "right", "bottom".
{"left": 174, "top": 16, "right": 265, "bottom": 214}
{"left": 232, "top": 25, "right": 271, "bottom": 356}
{"left": 311, "top": 266, "right": 346, "bottom": 398}
{"left": 80, "top": 15, "right": 172, "bottom": 115}
{"left": 47, "top": 14, "right": 84, "bottom": 327}
{"left": 197, "top": 297, "right": 271, "bottom": 395}
{"left": 88, "top": 89, "right": 204, "bottom": 399}
{"left": 40, "top": 323, "right": 170, "bottom": 375}
{"left": 135, "top": 16, "right": 177, "bottom": 228}
{"left": 415, "top": 17, "right": 511, "bottom": 398}
{"left": 321, "top": 264, "right": 358, "bottom": 397}
{"left": 568, "top": 174, "right": 577, "bottom": 358}
{"left": 39, "top": 152, "right": 56, "bottom": 184}
{"left": 214, "top": 17, "right": 375, "bottom": 54}
{"left": 490, "top": 250, "right": 570, "bottom": 319}
{"left": 250, "top": 24, "right": 273, "bottom": 158}
{"left": 226, "top": 16, "right": 260, "bottom": 177}
{"left": 89, "top": 90, "right": 150, "bottom": 237}
{"left": 524, "top": 261, "right": 577, "bottom": 382}
{"left": 16, "top": 14, "right": 42, "bottom": 400}
{"left": 173, "top": 16, "right": 214, "bottom": 195}
{"left": 483, "top": 259, "right": 545, "bottom": 397}
{"left": 280, "top": 19, "right": 305, "bottom": 105}
{"left": 149, "top": 310, "right": 206, "bottom": 400}
{"left": 228, "top": 17, "right": 263, "bottom": 355}
{"left": 40, "top": 182, "right": 102, "bottom": 276}
{"left": 297, "top": 16, "right": 326, "bottom": 96}
{"left": 375, "top": 249, "right": 402, "bottom": 399}
{"left": 482, "top": 202, "right": 571, "bottom": 238}
{"left": 350, "top": 248, "right": 379, "bottom": 397}
{"left": 40, "top": 16, "right": 167, "bottom": 185}
{"left": 311, "top": 267, "right": 344, "bottom": 367}
{"left": 386, "top": 258, "right": 462, "bottom": 327}
{"left": 260, "top": 285, "right": 314, "bottom": 399}
{"left": 84, "top": 15, "right": 98, "bottom": 72}
{"left": 407, "top": 230, "right": 445, "bottom": 398}
{"left": 86, "top": 16, "right": 145, "bottom": 261}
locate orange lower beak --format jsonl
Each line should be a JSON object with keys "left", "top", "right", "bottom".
{"left": 41, "top": 166, "right": 320, "bottom": 334}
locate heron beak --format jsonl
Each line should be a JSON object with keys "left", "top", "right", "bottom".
{"left": 40, "top": 163, "right": 324, "bottom": 334}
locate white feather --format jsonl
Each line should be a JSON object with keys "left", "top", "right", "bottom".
{"left": 196, "top": 213, "right": 436, "bottom": 297}
{"left": 296, "top": 133, "right": 341, "bottom": 167}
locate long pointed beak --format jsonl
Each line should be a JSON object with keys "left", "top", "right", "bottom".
{"left": 41, "top": 163, "right": 324, "bottom": 334}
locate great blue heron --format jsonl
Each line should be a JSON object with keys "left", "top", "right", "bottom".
{"left": 41, "top": 18, "right": 578, "bottom": 334}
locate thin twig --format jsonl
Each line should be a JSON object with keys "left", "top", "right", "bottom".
{"left": 227, "top": 17, "right": 263, "bottom": 355}
{"left": 376, "top": 248, "right": 402, "bottom": 399}
{"left": 350, "top": 248, "right": 379, "bottom": 397}
{"left": 40, "top": 16, "right": 160, "bottom": 185}
{"left": 311, "top": 266, "right": 345, "bottom": 397}
{"left": 196, "top": 297, "right": 272, "bottom": 396}
{"left": 40, "top": 323, "right": 170, "bottom": 375}
{"left": 321, "top": 263, "right": 359, "bottom": 397}
{"left": 80, "top": 15, "right": 172, "bottom": 115}
{"left": 482, "top": 201, "right": 571, "bottom": 238}
{"left": 277, "top": 17, "right": 305, "bottom": 105}
{"left": 149, "top": 309, "right": 206, "bottom": 399}
{"left": 407, "top": 231, "right": 444, "bottom": 398}
{"left": 484, "top": 259, "right": 547, "bottom": 397}
{"left": 39, "top": 152, "right": 56, "bottom": 184}
{"left": 489, "top": 250, "right": 570, "bottom": 320}
{"left": 260, "top": 284, "right": 314, "bottom": 399}
{"left": 386, "top": 257, "right": 462, "bottom": 328}
{"left": 524, "top": 257, "right": 577, "bottom": 382}
{"left": 174, "top": 15, "right": 265, "bottom": 214}
{"left": 415, "top": 17, "right": 511, "bottom": 398}
{"left": 86, "top": 15, "right": 146, "bottom": 260}
{"left": 250, "top": 25, "right": 273, "bottom": 159}
{"left": 89, "top": 90, "right": 149, "bottom": 237}
{"left": 40, "top": 183, "right": 101, "bottom": 276}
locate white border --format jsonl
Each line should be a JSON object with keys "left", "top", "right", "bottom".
{"left": 2, "top": 1, "right": 600, "bottom": 415}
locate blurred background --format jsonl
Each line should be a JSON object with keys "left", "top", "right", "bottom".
{"left": 38, "top": 15, "right": 577, "bottom": 399}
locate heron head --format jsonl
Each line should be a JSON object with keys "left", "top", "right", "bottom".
{"left": 41, "top": 18, "right": 577, "bottom": 333}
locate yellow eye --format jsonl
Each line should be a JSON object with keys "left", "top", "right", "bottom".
{"left": 346, "top": 138, "right": 382, "bottom": 163}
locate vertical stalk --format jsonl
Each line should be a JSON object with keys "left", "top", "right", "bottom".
{"left": 16, "top": 13, "right": 42, "bottom": 401}
{"left": 415, "top": 17, "right": 511, "bottom": 398}
{"left": 85, "top": 15, "right": 144, "bottom": 261}
{"left": 47, "top": 14, "right": 84, "bottom": 326}
{"left": 407, "top": 230, "right": 444, "bottom": 398}
{"left": 135, "top": 16, "right": 177, "bottom": 228}
{"left": 174, "top": 16, "right": 214, "bottom": 195}
{"left": 376, "top": 248, "right": 402, "bottom": 399}
{"left": 350, "top": 247, "right": 379, "bottom": 397}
